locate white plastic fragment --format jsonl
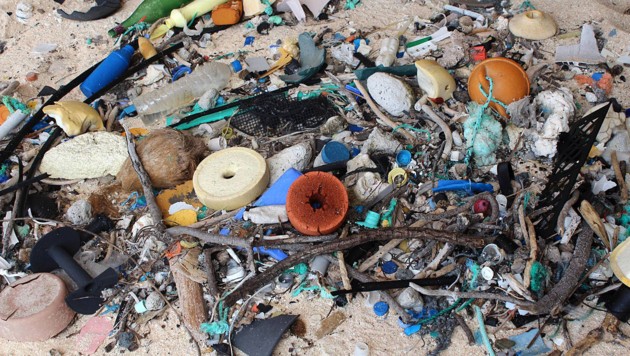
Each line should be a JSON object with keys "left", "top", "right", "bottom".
{"left": 266, "top": 141, "right": 313, "bottom": 185}
{"left": 406, "top": 27, "right": 451, "bottom": 58}
{"left": 15, "top": 2, "right": 33, "bottom": 24}
{"left": 443, "top": 4, "right": 484, "bottom": 22}
{"left": 353, "top": 342, "right": 370, "bottom": 356}
{"left": 592, "top": 175, "right": 617, "bottom": 195}
{"left": 242, "top": 205, "right": 288, "bottom": 224}
{"left": 555, "top": 24, "right": 606, "bottom": 64}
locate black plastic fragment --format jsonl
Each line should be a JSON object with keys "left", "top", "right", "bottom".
{"left": 58, "top": 0, "right": 121, "bottom": 22}
{"left": 535, "top": 101, "right": 611, "bottom": 239}
{"left": 233, "top": 315, "right": 298, "bottom": 356}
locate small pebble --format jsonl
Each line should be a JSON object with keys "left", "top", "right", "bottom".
{"left": 145, "top": 291, "right": 165, "bottom": 311}
{"left": 117, "top": 331, "right": 134, "bottom": 349}
{"left": 25, "top": 72, "right": 38, "bottom": 81}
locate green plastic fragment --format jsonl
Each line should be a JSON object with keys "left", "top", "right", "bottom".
{"left": 529, "top": 261, "right": 547, "bottom": 293}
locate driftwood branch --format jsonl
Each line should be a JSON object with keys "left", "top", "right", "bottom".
{"left": 222, "top": 228, "right": 489, "bottom": 306}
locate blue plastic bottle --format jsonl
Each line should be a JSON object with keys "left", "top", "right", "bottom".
{"left": 80, "top": 45, "right": 135, "bottom": 98}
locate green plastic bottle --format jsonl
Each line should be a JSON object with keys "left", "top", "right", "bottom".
{"left": 108, "top": 0, "right": 193, "bottom": 37}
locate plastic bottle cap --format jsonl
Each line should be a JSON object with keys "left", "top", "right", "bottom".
{"left": 481, "top": 266, "right": 494, "bottom": 281}
{"left": 396, "top": 150, "right": 412, "bottom": 167}
{"left": 382, "top": 261, "right": 398, "bottom": 274}
{"left": 231, "top": 60, "right": 243, "bottom": 73}
{"left": 373, "top": 301, "right": 389, "bottom": 316}
{"left": 357, "top": 211, "right": 380, "bottom": 229}
{"left": 387, "top": 167, "right": 409, "bottom": 187}
{"left": 321, "top": 141, "right": 350, "bottom": 164}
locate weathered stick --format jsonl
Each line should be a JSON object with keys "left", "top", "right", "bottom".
{"left": 523, "top": 216, "right": 537, "bottom": 289}
{"left": 204, "top": 248, "right": 220, "bottom": 299}
{"left": 523, "top": 226, "right": 593, "bottom": 315}
{"left": 336, "top": 226, "right": 353, "bottom": 300}
{"left": 409, "top": 283, "right": 535, "bottom": 308}
{"left": 171, "top": 258, "right": 207, "bottom": 343}
{"left": 121, "top": 122, "right": 163, "bottom": 226}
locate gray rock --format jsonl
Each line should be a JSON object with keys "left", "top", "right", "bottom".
{"left": 66, "top": 200, "right": 92, "bottom": 225}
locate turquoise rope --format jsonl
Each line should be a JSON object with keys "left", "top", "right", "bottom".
{"left": 393, "top": 124, "right": 431, "bottom": 140}
{"left": 464, "top": 76, "right": 506, "bottom": 166}
{"left": 474, "top": 305, "right": 496, "bottom": 356}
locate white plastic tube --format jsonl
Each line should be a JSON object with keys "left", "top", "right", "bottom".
{"left": 0, "top": 110, "right": 28, "bottom": 140}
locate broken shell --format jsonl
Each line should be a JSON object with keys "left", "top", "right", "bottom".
{"left": 509, "top": 10, "right": 557, "bottom": 40}
{"left": 138, "top": 37, "right": 158, "bottom": 59}
{"left": 468, "top": 57, "right": 530, "bottom": 117}
{"left": 42, "top": 101, "right": 104, "bottom": 136}
{"left": 414, "top": 59, "right": 456, "bottom": 102}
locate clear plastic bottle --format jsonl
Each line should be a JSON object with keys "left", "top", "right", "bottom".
{"left": 133, "top": 61, "right": 231, "bottom": 123}
{"left": 375, "top": 37, "right": 399, "bottom": 67}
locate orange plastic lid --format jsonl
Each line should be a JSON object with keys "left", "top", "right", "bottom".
{"left": 468, "top": 57, "right": 530, "bottom": 117}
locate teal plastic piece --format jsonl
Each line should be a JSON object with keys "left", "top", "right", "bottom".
{"left": 354, "top": 64, "right": 417, "bottom": 81}
{"left": 167, "top": 106, "right": 239, "bottom": 130}
{"left": 357, "top": 211, "right": 381, "bottom": 229}
{"left": 279, "top": 33, "right": 326, "bottom": 84}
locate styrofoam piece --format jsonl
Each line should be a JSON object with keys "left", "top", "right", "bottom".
{"left": 555, "top": 24, "right": 606, "bottom": 64}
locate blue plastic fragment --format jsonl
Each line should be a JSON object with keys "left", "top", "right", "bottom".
{"left": 244, "top": 36, "right": 255, "bottom": 46}
{"left": 171, "top": 65, "right": 192, "bottom": 82}
{"left": 433, "top": 180, "right": 494, "bottom": 195}
{"left": 404, "top": 324, "right": 422, "bottom": 335}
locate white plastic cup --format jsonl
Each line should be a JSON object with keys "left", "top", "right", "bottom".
{"left": 208, "top": 136, "right": 227, "bottom": 151}
{"left": 354, "top": 342, "right": 370, "bottom": 356}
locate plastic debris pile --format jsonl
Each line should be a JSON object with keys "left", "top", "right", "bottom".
{"left": 1, "top": 0, "right": 630, "bottom": 354}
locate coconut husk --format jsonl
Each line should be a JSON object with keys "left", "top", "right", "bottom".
{"left": 117, "top": 129, "right": 208, "bottom": 191}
